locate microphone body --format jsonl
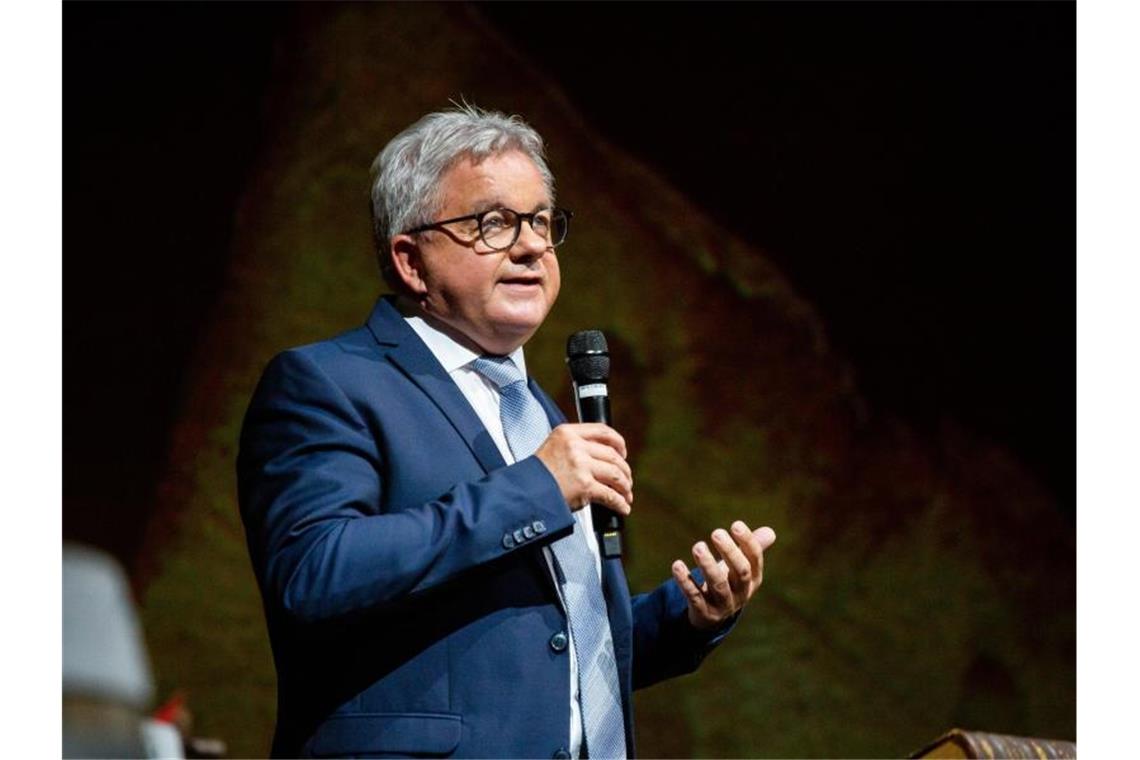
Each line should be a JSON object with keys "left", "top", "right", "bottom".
{"left": 566, "top": 330, "right": 624, "bottom": 558}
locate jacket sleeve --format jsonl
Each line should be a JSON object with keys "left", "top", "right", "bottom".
{"left": 236, "top": 348, "right": 575, "bottom": 625}
{"left": 629, "top": 572, "right": 739, "bottom": 690}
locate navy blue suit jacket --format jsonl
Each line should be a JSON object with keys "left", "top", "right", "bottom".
{"left": 238, "top": 297, "right": 730, "bottom": 758}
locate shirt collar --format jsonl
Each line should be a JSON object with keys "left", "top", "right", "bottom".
{"left": 404, "top": 314, "right": 528, "bottom": 378}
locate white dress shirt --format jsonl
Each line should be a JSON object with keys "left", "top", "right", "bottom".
{"left": 404, "top": 314, "right": 605, "bottom": 758}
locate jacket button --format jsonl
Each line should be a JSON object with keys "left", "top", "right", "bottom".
{"left": 502, "top": 534, "right": 515, "bottom": 549}
{"left": 533, "top": 520, "right": 546, "bottom": 534}
{"left": 522, "top": 524, "right": 535, "bottom": 540}
{"left": 513, "top": 528, "right": 525, "bottom": 544}
{"left": 549, "top": 631, "right": 569, "bottom": 653}
{"left": 552, "top": 749, "right": 571, "bottom": 759}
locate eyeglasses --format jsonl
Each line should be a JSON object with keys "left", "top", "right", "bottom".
{"left": 403, "top": 207, "right": 573, "bottom": 251}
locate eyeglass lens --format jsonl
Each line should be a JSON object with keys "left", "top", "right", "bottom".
{"left": 479, "top": 209, "right": 569, "bottom": 250}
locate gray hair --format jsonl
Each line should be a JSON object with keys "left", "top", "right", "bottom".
{"left": 369, "top": 104, "right": 555, "bottom": 287}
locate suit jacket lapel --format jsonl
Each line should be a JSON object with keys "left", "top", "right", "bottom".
{"left": 366, "top": 297, "right": 506, "bottom": 474}
{"left": 529, "top": 377, "right": 567, "bottom": 431}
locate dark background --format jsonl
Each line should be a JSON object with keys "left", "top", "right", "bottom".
{"left": 66, "top": 1, "right": 1073, "bottom": 570}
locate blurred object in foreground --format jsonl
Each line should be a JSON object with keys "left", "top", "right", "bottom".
{"left": 912, "top": 728, "right": 1076, "bottom": 758}
{"left": 153, "top": 691, "right": 191, "bottom": 736}
{"left": 63, "top": 543, "right": 183, "bottom": 759}
{"left": 152, "top": 692, "right": 228, "bottom": 759}
{"left": 184, "top": 736, "right": 227, "bottom": 759}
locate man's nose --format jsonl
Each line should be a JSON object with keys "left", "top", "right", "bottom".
{"left": 510, "top": 218, "right": 550, "bottom": 260}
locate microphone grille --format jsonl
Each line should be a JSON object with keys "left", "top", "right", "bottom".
{"left": 566, "top": 330, "right": 610, "bottom": 384}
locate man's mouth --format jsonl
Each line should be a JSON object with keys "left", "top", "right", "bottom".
{"left": 499, "top": 274, "right": 543, "bottom": 287}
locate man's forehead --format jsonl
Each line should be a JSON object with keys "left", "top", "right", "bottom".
{"left": 437, "top": 152, "right": 553, "bottom": 210}
{"left": 442, "top": 150, "right": 544, "bottom": 182}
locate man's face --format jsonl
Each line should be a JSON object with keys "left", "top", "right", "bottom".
{"left": 398, "top": 150, "right": 561, "bottom": 355}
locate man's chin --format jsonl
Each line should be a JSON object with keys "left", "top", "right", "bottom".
{"left": 492, "top": 299, "right": 551, "bottom": 328}
{"left": 479, "top": 312, "right": 549, "bottom": 353}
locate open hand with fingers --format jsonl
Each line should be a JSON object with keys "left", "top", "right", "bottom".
{"left": 671, "top": 521, "right": 777, "bottom": 631}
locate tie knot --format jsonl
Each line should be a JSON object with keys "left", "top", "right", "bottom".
{"left": 471, "top": 356, "right": 526, "bottom": 390}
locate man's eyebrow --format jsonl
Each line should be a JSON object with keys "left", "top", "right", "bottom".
{"left": 466, "top": 197, "right": 498, "bottom": 212}
{"left": 466, "top": 198, "right": 553, "bottom": 214}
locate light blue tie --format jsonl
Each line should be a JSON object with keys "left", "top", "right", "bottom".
{"left": 471, "top": 356, "right": 627, "bottom": 759}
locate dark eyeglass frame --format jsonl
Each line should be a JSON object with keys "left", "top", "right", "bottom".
{"left": 402, "top": 206, "right": 573, "bottom": 251}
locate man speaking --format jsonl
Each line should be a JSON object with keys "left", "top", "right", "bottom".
{"left": 237, "top": 105, "right": 776, "bottom": 758}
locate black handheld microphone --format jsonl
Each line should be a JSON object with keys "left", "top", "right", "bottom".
{"left": 566, "top": 330, "right": 623, "bottom": 558}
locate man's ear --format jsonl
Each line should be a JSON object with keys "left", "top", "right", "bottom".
{"left": 390, "top": 235, "right": 428, "bottom": 296}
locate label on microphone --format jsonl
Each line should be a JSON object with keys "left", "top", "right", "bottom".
{"left": 601, "top": 531, "right": 623, "bottom": 558}
{"left": 577, "top": 383, "right": 608, "bottom": 399}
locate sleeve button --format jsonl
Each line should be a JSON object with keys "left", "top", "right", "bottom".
{"left": 502, "top": 534, "right": 515, "bottom": 549}
{"left": 522, "top": 525, "right": 535, "bottom": 540}
{"left": 533, "top": 520, "right": 546, "bottom": 534}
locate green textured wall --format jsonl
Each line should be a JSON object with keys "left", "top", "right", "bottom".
{"left": 138, "top": 5, "right": 1074, "bottom": 757}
